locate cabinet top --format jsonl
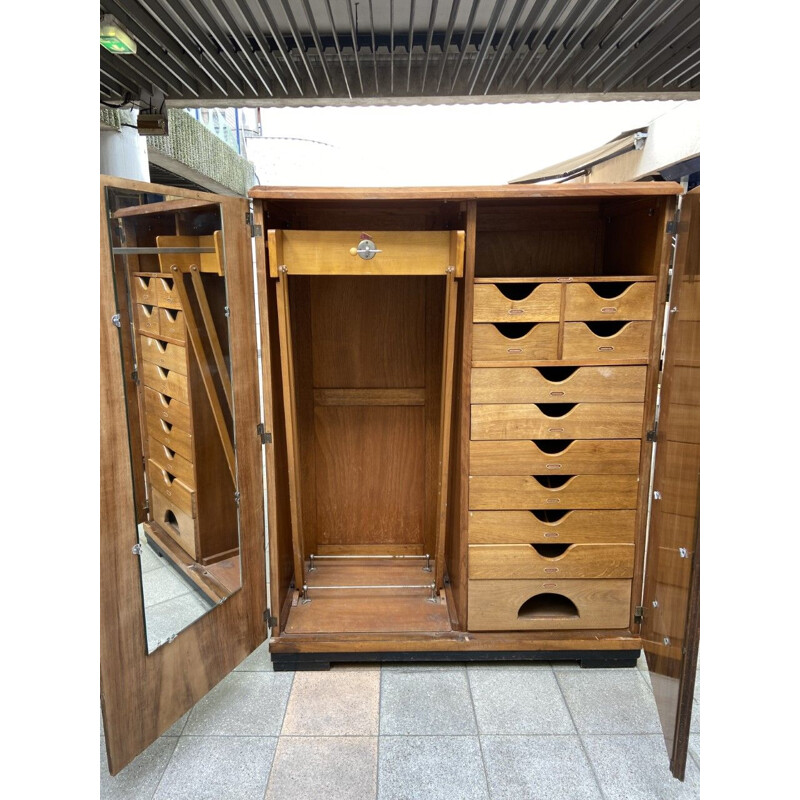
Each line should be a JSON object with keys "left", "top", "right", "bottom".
{"left": 248, "top": 183, "right": 683, "bottom": 201}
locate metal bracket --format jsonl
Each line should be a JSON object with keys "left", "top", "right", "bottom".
{"left": 666, "top": 220, "right": 678, "bottom": 235}
{"left": 246, "top": 211, "right": 263, "bottom": 238}
{"left": 634, "top": 605, "right": 644, "bottom": 624}
{"left": 264, "top": 609, "right": 278, "bottom": 628}
{"left": 234, "top": 491, "right": 241, "bottom": 507}
{"left": 679, "top": 547, "right": 689, "bottom": 558}
{"left": 132, "top": 543, "right": 143, "bottom": 556}
{"left": 224, "top": 306, "right": 230, "bottom": 318}
{"left": 257, "top": 423, "right": 272, "bottom": 444}
{"left": 646, "top": 426, "right": 658, "bottom": 443}
{"left": 111, "top": 313, "right": 121, "bottom": 328}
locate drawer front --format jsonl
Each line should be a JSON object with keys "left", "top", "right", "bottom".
{"left": 469, "top": 474, "right": 640, "bottom": 510}
{"left": 159, "top": 306, "right": 185, "bottom": 343}
{"left": 147, "top": 459, "right": 196, "bottom": 517}
{"left": 471, "top": 403, "right": 644, "bottom": 440}
{"left": 151, "top": 489, "right": 197, "bottom": 559}
{"left": 472, "top": 323, "right": 559, "bottom": 362}
{"left": 469, "top": 510, "right": 637, "bottom": 544}
{"left": 473, "top": 283, "right": 561, "bottom": 322}
{"left": 139, "top": 335, "right": 188, "bottom": 375}
{"left": 148, "top": 437, "right": 195, "bottom": 487}
{"left": 469, "top": 439, "right": 641, "bottom": 476}
{"left": 156, "top": 275, "right": 183, "bottom": 310}
{"left": 132, "top": 273, "right": 159, "bottom": 305}
{"left": 468, "top": 578, "right": 632, "bottom": 631}
{"left": 562, "top": 322, "right": 652, "bottom": 360}
{"left": 146, "top": 415, "right": 194, "bottom": 461}
{"left": 142, "top": 360, "right": 189, "bottom": 405}
{"left": 564, "top": 282, "right": 655, "bottom": 321}
{"left": 134, "top": 303, "right": 160, "bottom": 336}
{"left": 144, "top": 386, "right": 192, "bottom": 430}
{"left": 469, "top": 543, "right": 635, "bottom": 580}
{"left": 471, "top": 366, "right": 646, "bottom": 404}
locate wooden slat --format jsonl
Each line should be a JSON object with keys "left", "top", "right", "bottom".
{"left": 469, "top": 509, "right": 637, "bottom": 544}
{"left": 313, "top": 388, "right": 426, "bottom": 406}
{"left": 113, "top": 197, "right": 218, "bottom": 218}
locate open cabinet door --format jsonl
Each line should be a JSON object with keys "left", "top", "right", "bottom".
{"left": 641, "top": 187, "right": 700, "bottom": 780}
{"left": 100, "top": 177, "right": 268, "bottom": 774}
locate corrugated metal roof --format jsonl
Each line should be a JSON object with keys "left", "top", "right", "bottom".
{"left": 100, "top": 0, "right": 700, "bottom": 107}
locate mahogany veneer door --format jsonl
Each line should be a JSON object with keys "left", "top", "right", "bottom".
{"left": 641, "top": 188, "right": 700, "bottom": 781}
{"left": 100, "top": 177, "right": 267, "bottom": 774}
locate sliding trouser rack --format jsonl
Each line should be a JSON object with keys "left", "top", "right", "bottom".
{"left": 307, "top": 553, "right": 432, "bottom": 572}
{"left": 302, "top": 582, "right": 438, "bottom": 602}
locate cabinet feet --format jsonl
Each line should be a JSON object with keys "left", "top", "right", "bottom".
{"left": 578, "top": 650, "right": 640, "bottom": 669}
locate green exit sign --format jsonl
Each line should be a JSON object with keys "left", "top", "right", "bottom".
{"left": 100, "top": 15, "right": 137, "bottom": 55}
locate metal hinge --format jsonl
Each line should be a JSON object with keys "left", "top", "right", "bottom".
{"left": 132, "top": 544, "right": 143, "bottom": 556}
{"left": 666, "top": 219, "right": 678, "bottom": 235}
{"left": 264, "top": 609, "right": 278, "bottom": 628}
{"left": 257, "top": 423, "right": 272, "bottom": 444}
{"left": 143, "top": 497, "right": 149, "bottom": 512}
{"left": 234, "top": 491, "right": 241, "bottom": 507}
{"left": 646, "top": 425, "right": 658, "bottom": 443}
{"left": 132, "top": 368, "right": 139, "bottom": 384}
{"left": 246, "top": 211, "right": 262, "bottom": 238}
{"left": 634, "top": 605, "right": 644, "bottom": 624}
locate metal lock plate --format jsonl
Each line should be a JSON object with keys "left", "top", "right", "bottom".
{"left": 354, "top": 238, "right": 380, "bottom": 260}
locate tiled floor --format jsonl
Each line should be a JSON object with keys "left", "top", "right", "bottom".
{"left": 101, "top": 647, "right": 700, "bottom": 799}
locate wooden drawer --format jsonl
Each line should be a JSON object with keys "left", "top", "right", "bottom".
{"left": 468, "top": 578, "right": 632, "bottom": 631}
{"left": 472, "top": 323, "right": 559, "bottom": 362}
{"left": 469, "top": 510, "right": 637, "bottom": 544}
{"left": 473, "top": 283, "right": 561, "bottom": 322}
{"left": 132, "top": 273, "right": 159, "bottom": 305}
{"left": 469, "top": 543, "right": 635, "bottom": 580}
{"left": 470, "top": 439, "right": 641, "bottom": 476}
{"left": 148, "top": 437, "right": 195, "bottom": 487}
{"left": 144, "top": 386, "right": 192, "bottom": 430}
{"left": 142, "top": 360, "right": 189, "bottom": 404}
{"left": 147, "top": 459, "right": 196, "bottom": 517}
{"left": 146, "top": 415, "right": 194, "bottom": 461}
{"left": 156, "top": 275, "right": 182, "bottom": 310}
{"left": 159, "top": 306, "right": 185, "bottom": 343}
{"left": 564, "top": 282, "right": 655, "bottom": 321}
{"left": 471, "top": 403, "right": 644, "bottom": 440}
{"left": 469, "top": 474, "right": 640, "bottom": 510}
{"left": 471, "top": 366, "right": 646, "bottom": 404}
{"left": 562, "top": 322, "right": 652, "bottom": 360}
{"left": 139, "top": 335, "right": 187, "bottom": 375}
{"left": 151, "top": 489, "right": 197, "bottom": 559}
{"left": 134, "top": 303, "right": 160, "bottom": 336}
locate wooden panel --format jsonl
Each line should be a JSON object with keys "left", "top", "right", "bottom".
{"left": 139, "top": 335, "right": 187, "bottom": 374}
{"left": 471, "top": 366, "right": 647, "bottom": 404}
{"left": 156, "top": 233, "right": 224, "bottom": 275}
{"left": 602, "top": 196, "right": 665, "bottom": 276}
{"left": 274, "top": 229, "right": 462, "bottom": 276}
{"left": 472, "top": 323, "right": 559, "bottom": 361}
{"left": 469, "top": 510, "right": 636, "bottom": 544}
{"left": 471, "top": 403, "right": 644, "bottom": 440}
{"left": 311, "top": 276, "right": 425, "bottom": 388}
{"left": 147, "top": 459, "right": 196, "bottom": 517}
{"left": 134, "top": 302, "right": 160, "bottom": 337}
{"left": 562, "top": 322, "right": 652, "bottom": 360}
{"left": 473, "top": 283, "right": 561, "bottom": 322}
{"left": 144, "top": 386, "right": 192, "bottom": 430}
{"left": 148, "top": 438, "right": 195, "bottom": 487}
{"left": 564, "top": 282, "right": 656, "bottom": 320}
{"left": 146, "top": 415, "right": 193, "bottom": 461}
{"left": 469, "top": 439, "right": 641, "bottom": 475}
{"left": 141, "top": 360, "right": 189, "bottom": 404}
{"left": 469, "top": 474, "right": 640, "bottom": 510}
{"left": 159, "top": 307, "right": 186, "bottom": 343}
{"left": 314, "top": 405, "right": 426, "bottom": 547}
{"left": 151, "top": 491, "right": 197, "bottom": 559}
{"left": 314, "top": 388, "right": 426, "bottom": 406}
{"left": 469, "top": 543, "right": 635, "bottom": 579}
{"left": 468, "top": 579, "right": 632, "bottom": 631}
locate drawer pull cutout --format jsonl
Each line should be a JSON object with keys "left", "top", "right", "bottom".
{"left": 163, "top": 509, "right": 180, "bottom": 532}
{"left": 493, "top": 322, "right": 537, "bottom": 339}
{"left": 518, "top": 594, "right": 578, "bottom": 619}
{"left": 497, "top": 283, "right": 539, "bottom": 301}
{"left": 586, "top": 281, "right": 633, "bottom": 299}
{"left": 530, "top": 543, "right": 571, "bottom": 558}
{"left": 535, "top": 403, "right": 577, "bottom": 418}
{"left": 160, "top": 419, "right": 173, "bottom": 434}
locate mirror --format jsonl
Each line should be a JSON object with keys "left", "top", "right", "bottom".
{"left": 104, "top": 187, "right": 242, "bottom": 653}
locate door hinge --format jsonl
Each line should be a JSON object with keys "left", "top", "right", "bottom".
{"left": 234, "top": 491, "right": 241, "bottom": 507}
{"left": 257, "top": 423, "right": 272, "bottom": 444}
{"left": 132, "top": 543, "right": 143, "bottom": 556}
{"left": 634, "top": 605, "right": 644, "bottom": 624}
{"left": 666, "top": 220, "right": 678, "bottom": 235}
{"left": 143, "top": 497, "right": 149, "bottom": 512}
{"left": 646, "top": 425, "right": 658, "bottom": 443}
{"left": 264, "top": 609, "right": 278, "bottom": 628}
{"left": 246, "top": 211, "right": 262, "bottom": 238}
{"left": 132, "top": 368, "right": 139, "bottom": 384}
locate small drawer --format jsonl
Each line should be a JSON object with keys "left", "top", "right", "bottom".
{"left": 134, "top": 303, "right": 160, "bottom": 336}
{"left": 144, "top": 386, "right": 192, "bottom": 430}
{"left": 472, "top": 323, "right": 558, "bottom": 362}
{"left": 148, "top": 437, "right": 195, "bottom": 488}
{"left": 159, "top": 306, "right": 185, "bottom": 343}
{"left": 469, "top": 474, "right": 640, "bottom": 511}
{"left": 562, "top": 322, "right": 652, "bottom": 360}
{"left": 156, "top": 275, "right": 183, "bottom": 310}
{"left": 470, "top": 403, "right": 644, "bottom": 440}
{"left": 468, "top": 578, "right": 632, "bottom": 630}
{"left": 151, "top": 489, "right": 197, "bottom": 559}
{"left": 469, "top": 439, "right": 641, "bottom": 476}
{"left": 132, "top": 273, "right": 159, "bottom": 305}
{"left": 142, "top": 360, "right": 189, "bottom": 404}
{"left": 146, "top": 415, "right": 194, "bottom": 461}
{"left": 139, "top": 335, "right": 187, "bottom": 375}
{"left": 564, "top": 281, "right": 655, "bottom": 321}
{"left": 473, "top": 283, "right": 561, "bottom": 322}
{"left": 147, "top": 459, "right": 196, "bottom": 517}
{"left": 471, "top": 366, "right": 646, "bottom": 404}
{"left": 469, "top": 543, "right": 635, "bottom": 580}
{"left": 469, "top": 510, "right": 637, "bottom": 544}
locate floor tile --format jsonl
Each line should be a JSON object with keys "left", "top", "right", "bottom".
{"left": 183, "top": 672, "right": 293, "bottom": 736}
{"left": 140, "top": 543, "right": 165, "bottom": 574}
{"left": 481, "top": 735, "right": 603, "bottom": 800}
{"left": 144, "top": 593, "right": 213, "bottom": 653}
{"left": 142, "top": 568, "right": 192, "bottom": 608}
{"left": 265, "top": 736, "right": 377, "bottom": 800}
{"left": 378, "top": 736, "right": 489, "bottom": 800}
{"left": 690, "top": 699, "right": 699, "bottom": 733}
{"left": 101, "top": 736, "right": 176, "bottom": 800}
{"left": 688, "top": 732, "right": 700, "bottom": 765}
{"left": 162, "top": 712, "right": 189, "bottom": 737}
{"left": 556, "top": 669, "right": 663, "bottom": 734}
{"left": 281, "top": 670, "right": 380, "bottom": 736}
{"left": 468, "top": 667, "right": 575, "bottom": 734}
{"left": 379, "top": 670, "right": 477, "bottom": 735}
{"left": 153, "top": 736, "right": 276, "bottom": 800}
{"left": 582, "top": 734, "right": 701, "bottom": 799}
{"left": 234, "top": 639, "right": 274, "bottom": 672}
